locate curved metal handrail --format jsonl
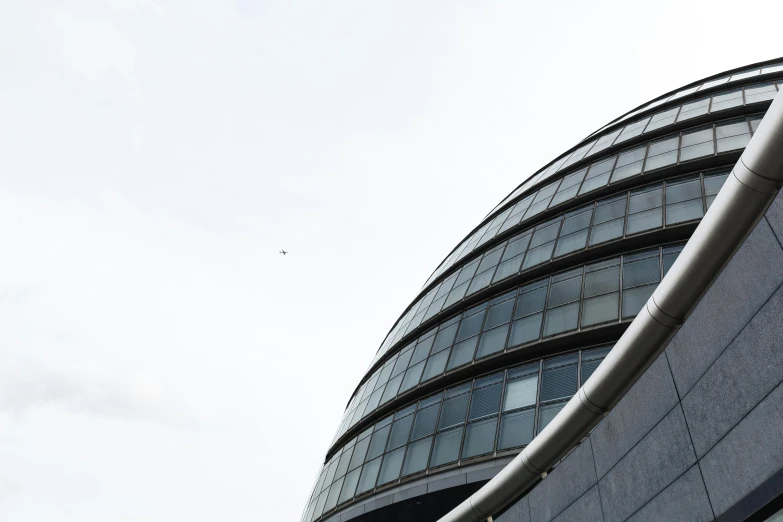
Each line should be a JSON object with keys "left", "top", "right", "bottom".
{"left": 439, "top": 90, "right": 783, "bottom": 522}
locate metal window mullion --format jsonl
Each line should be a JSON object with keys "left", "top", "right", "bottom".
{"left": 532, "top": 360, "right": 544, "bottom": 437}
{"left": 456, "top": 382, "right": 477, "bottom": 465}
{"left": 424, "top": 393, "right": 446, "bottom": 471}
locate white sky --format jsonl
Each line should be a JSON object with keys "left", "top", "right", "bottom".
{"left": 0, "top": 1, "right": 781, "bottom": 520}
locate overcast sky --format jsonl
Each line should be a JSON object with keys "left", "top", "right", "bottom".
{"left": 1, "top": 1, "right": 781, "bottom": 521}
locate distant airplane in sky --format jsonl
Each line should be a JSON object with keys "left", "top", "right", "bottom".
{"left": 279, "top": 250, "right": 288, "bottom": 255}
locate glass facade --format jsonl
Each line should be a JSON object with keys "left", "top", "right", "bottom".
{"left": 301, "top": 61, "right": 783, "bottom": 522}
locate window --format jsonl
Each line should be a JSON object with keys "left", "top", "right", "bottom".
{"left": 579, "top": 156, "right": 616, "bottom": 195}
{"left": 626, "top": 184, "right": 663, "bottom": 235}
{"left": 493, "top": 232, "right": 531, "bottom": 283}
{"left": 467, "top": 245, "right": 504, "bottom": 296}
{"left": 543, "top": 269, "right": 583, "bottom": 337}
{"left": 509, "top": 280, "right": 548, "bottom": 346}
{"left": 614, "top": 117, "right": 651, "bottom": 144}
{"left": 522, "top": 218, "right": 561, "bottom": 270}
{"left": 462, "top": 374, "right": 503, "bottom": 458}
{"left": 610, "top": 146, "right": 646, "bottom": 183}
{"left": 729, "top": 68, "right": 760, "bottom": 82}
{"left": 666, "top": 176, "right": 703, "bottom": 225}
{"left": 554, "top": 206, "right": 593, "bottom": 258}
{"left": 676, "top": 97, "right": 710, "bottom": 122}
{"left": 622, "top": 249, "right": 661, "bottom": 318}
{"left": 523, "top": 180, "right": 561, "bottom": 220}
{"left": 589, "top": 194, "right": 626, "bottom": 246}
{"left": 644, "top": 107, "right": 680, "bottom": 133}
{"left": 587, "top": 127, "right": 622, "bottom": 157}
{"left": 710, "top": 89, "right": 743, "bottom": 112}
{"left": 537, "top": 354, "right": 578, "bottom": 433}
{"left": 703, "top": 171, "right": 729, "bottom": 209}
{"left": 662, "top": 245, "right": 684, "bottom": 276}
{"left": 474, "top": 293, "right": 515, "bottom": 359}
{"left": 430, "top": 384, "right": 471, "bottom": 467}
{"left": 716, "top": 118, "right": 751, "bottom": 153}
{"left": 498, "top": 364, "right": 538, "bottom": 450}
{"left": 750, "top": 114, "right": 764, "bottom": 133}
{"left": 581, "top": 258, "right": 620, "bottom": 327}
{"left": 497, "top": 195, "right": 534, "bottom": 235}
{"left": 550, "top": 168, "right": 588, "bottom": 208}
{"left": 644, "top": 136, "right": 679, "bottom": 172}
{"left": 679, "top": 126, "right": 714, "bottom": 162}
{"left": 744, "top": 83, "right": 778, "bottom": 105}
{"left": 581, "top": 347, "right": 611, "bottom": 384}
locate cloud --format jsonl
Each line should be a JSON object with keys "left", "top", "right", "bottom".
{"left": 0, "top": 359, "right": 192, "bottom": 428}
{"left": 53, "top": 9, "right": 142, "bottom": 104}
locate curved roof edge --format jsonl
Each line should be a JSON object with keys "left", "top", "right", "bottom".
{"left": 437, "top": 89, "right": 783, "bottom": 522}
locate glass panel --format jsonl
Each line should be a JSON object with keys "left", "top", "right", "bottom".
{"left": 421, "top": 349, "right": 450, "bottom": 381}
{"left": 711, "top": 89, "right": 743, "bottom": 112}
{"left": 622, "top": 284, "right": 657, "bottom": 318}
{"left": 438, "top": 390, "right": 470, "bottom": 430}
{"left": 386, "top": 416, "right": 414, "bottom": 451}
{"left": 626, "top": 208, "right": 662, "bottom": 235}
{"left": 447, "top": 337, "right": 477, "bottom": 369}
{"left": 676, "top": 97, "right": 710, "bottom": 121}
{"left": 547, "top": 270, "right": 583, "bottom": 307}
{"left": 468, "top": 382, "right": 502, "bottom": 420}
{"left": 614, "top": 117, "right": 650, "bottom": 144}
{"left": 430, "top": 428, "right": 463, "bottom": 467}
{"left": 644, "top": 136, "right": 679, "bottom": 172}
{"left": 475, "top": 324, "right": 510, "bottom": 359}
{"left": 503, "top": 374, "right": 538, "bottom": 411}
{"left": 581, "top": 292, "right": 619, "bottom": 327}
{"left": 493, "top": 255, "right": 524, "bottom": 282}
{"left": 348, "top": 435, "right": 371, "bottom": 470}
{"left": 550, "top": 169, "right": 587, "bottom": 207}
{"left": 399, "top": 361, "right": 425, "bottom": 392}
{"left": 554, "top": 229, "right": 589, "bottom": 257}
{"left": 666, "top": 199, "right": 703, "bottom": 225}
{"left": 539, "top": 363, "right": 577, "bottom": 402}
{"left": 324, "top": 476, "right": 344, "bottom": 512}
{"left": 663, "top": 245, "right": 684, "bottom": 276}
{"left": 338, "top": 468, "right": 361, "bottom": 504}
{"left": 579, "top": 156, "right": 615, "bottom": 195}
{"left": 537, "top": 402, "right": 566, "bottom": 434}
{"left": 410, "top": 403, "right": 440, "bottom": 440}
{"left": 529, "top": 220, "right": 561, "bottom": 248}
{"left": 509, "top": 313, "right": 543, "bottom": 346}
{"left": 462, "top": 418, "right": 498, "bottom": 459}
{"left": 589, "top": 219, "right": 623, "bottom": 245}
{"left": 581, "top": 347, "right": 612, "bottom": 384}
{"left": 432, "top": 323, "right": 459, "bottom": 353}
{"left": 485, "top": 298, "right": 515, "bottom": 329}
{"left": 455, "top": 312, "right": 484, "bottom": 344}
{"left": 610, "top": 146, "right": 646, "bottom": 182}
{"left": 644, "top": 107, "right": 680, "bottom": 133}
{"left": 401, "top": 436, "right": 432, "bottom": 476}
{"left": 543, "top": 302, "right": 580, "bottom": 337}
{"left": 629, "top": 185, "right": 663, "bottom": 214}
{"left": 716, "top": 119, "right": 751, "bottom": 153}
{"left": 377, "top": 447, "right": 405, "bottom": 485}
{"left": 521, "top": 242, "right": 555, "bottom": 269}
{"left": 356, "top": 457, "right": 381, "bottom": 494}
{"left": 514, "top": 281, "right": 548, "bottom": 318}
{"left": 623, "top": 251, "right": 660, "bottom": 288}
{"left": 498, "top": 409, "right": 535, "bottom": 450}
{"left": 380, "top": 374, "right": 403, "bottom": 404}
{"left": 704, "top": 172, "right": 729, "bottom": 209}
{"left": 744, "top": 83, "right": 778, "bottom": 104}
{"left": 366, "top": 425, "right": 391, "bottom": 461}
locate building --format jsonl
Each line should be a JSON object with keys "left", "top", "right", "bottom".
{"left": 301, "top": 58, "right": 783, "bottom": 522}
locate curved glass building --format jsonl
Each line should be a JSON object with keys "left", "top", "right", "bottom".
{"left": 302, "top": 58, "right": 783, "bottom": 522}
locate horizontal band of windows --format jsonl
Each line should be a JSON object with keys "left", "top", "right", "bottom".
{"left": 420, "top": 108, "right": 767, "bottom": 296}
{"left": 367, "top": 167, "right": 730, "bottom": 387}
{"left": 305, "top": 344, "right": 613, "bottom": 522}
{"left": 333, "top": 241, "right": 685, "bottom": 452}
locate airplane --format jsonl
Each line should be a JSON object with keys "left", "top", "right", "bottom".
{"left": 279, "top": 250, "right": 288, "bottom": 255}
